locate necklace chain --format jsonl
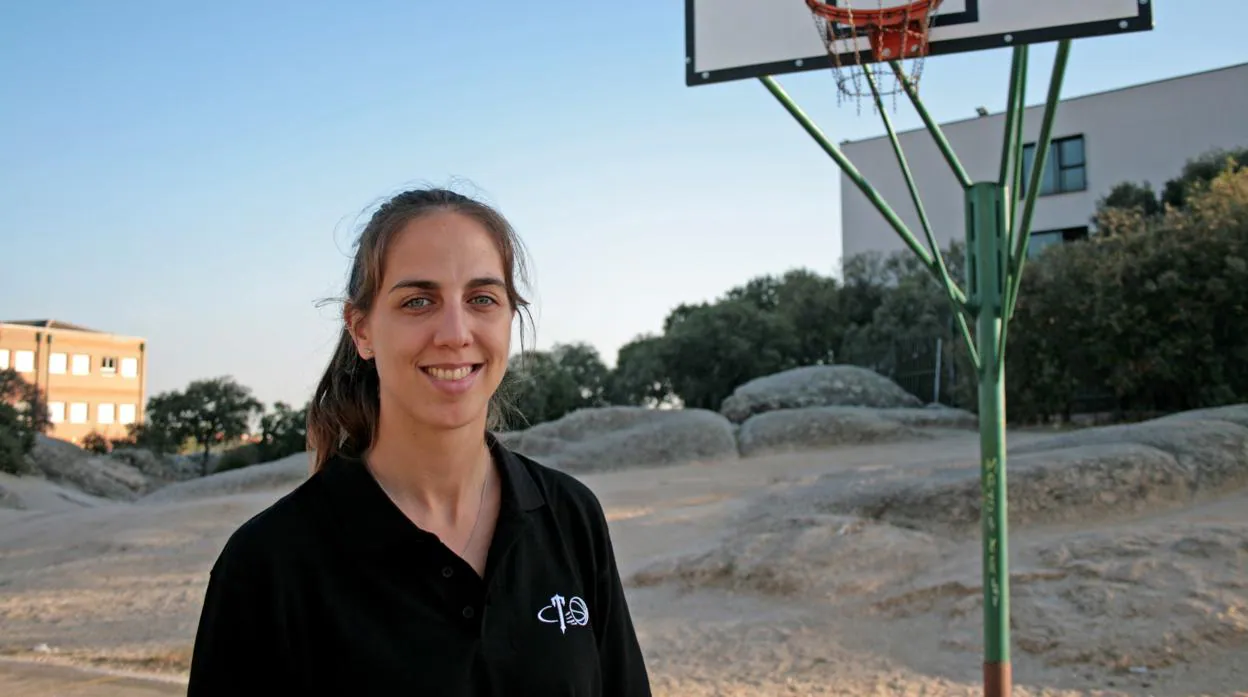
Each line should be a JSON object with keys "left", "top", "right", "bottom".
{"left": 369, "top": 456, "right": 491, "bottom": 559}
{"left": 459, "top": 462, "right": 490, "bottom": 557}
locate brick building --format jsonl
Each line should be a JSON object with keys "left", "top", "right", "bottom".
{"left": 0, "top": 320, "right": 147, "bottom": 444}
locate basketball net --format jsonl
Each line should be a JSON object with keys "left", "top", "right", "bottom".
{"left": 805, "top": 0, "right": 945, "bottom": 111}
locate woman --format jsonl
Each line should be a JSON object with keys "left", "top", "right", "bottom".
{"left": 187, "top": 188, "right": 652, "bottom": 696}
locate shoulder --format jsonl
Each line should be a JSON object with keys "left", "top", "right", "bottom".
{"left": 207, "top": 473, "right": 325, "bottom": 583}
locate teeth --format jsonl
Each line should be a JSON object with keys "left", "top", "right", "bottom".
{"left": 427, "top": 366, "right": 473, "bottom": 381}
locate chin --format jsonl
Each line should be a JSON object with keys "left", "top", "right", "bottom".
{"left": 410, "top": 389, "right": 493, "bottom": 431}
{"left": 417, "top": 406, "right": 488, "bottom": 432}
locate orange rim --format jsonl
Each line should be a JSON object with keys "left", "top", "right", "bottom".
{"left": 805, "top": 0, "right": 941, "bottom": 28}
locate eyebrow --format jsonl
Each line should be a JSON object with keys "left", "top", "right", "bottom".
{"left": 388, "top": 277, "right": 506, "bottom": 294}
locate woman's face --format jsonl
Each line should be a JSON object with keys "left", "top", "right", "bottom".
{"left": 350, "top": 210, "right": 513, "bottom": 433}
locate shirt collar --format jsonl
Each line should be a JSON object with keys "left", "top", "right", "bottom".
{"left": 314, "top": 432, "right": 545, "bottom": 555}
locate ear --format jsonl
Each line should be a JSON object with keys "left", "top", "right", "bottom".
{"left": 344, "top": 304, "right": 374, "bottom": 360}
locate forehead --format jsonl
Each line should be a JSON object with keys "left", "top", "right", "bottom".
{"left": 382, "top": 210, "right": 505, "bottom": 282}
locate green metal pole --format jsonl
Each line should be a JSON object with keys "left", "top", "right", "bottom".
{"left": 1005, "top": 40, "right": 1072, "bottom": 325}
{"left": 999, "top": 41, "right": 1072, "bottom": 373}
{"left": 889, "top": 61, "right": 974, "bottom": 190}
{"left": 1008, "top": 49, "right": 1030, "bottom": 238}
{"left": 758, "top": 75, "right": 968, "bottom": 306}
{"left": 966, "top": 182, "right": 1010, "bottom": 697}
{"left": 759, "top": 53, "right": 1077, "bottom": 697}
{"left": 860, "top": 67, "right": 980, "bottom": 371}
{"left": 998, "top": 46, "right": 1028, "bottom": 256}
{"left": 997, "top": 47, "right": 1027, "bottom": 192}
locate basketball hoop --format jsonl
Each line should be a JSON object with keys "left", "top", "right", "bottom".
{"left": 804, "top": 0, "right": 945, "bottom": 106}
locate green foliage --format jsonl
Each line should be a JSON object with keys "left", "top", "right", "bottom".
{"left": 1160, "top": 147, "right": 1248, "bottom": 211}
{"left": 607, "top": 334, "right": 674, "bottom": 408}
{"left": 726, "top": 268, "right": 843, "bottom": 367}
{"left": 1100, "top": 181, "right": 1163, "bottom": 216}
{"left": 128, "top": 391, "right": 193, "bottom": 454}
{"left": 0, "top": 403, "right": 33, "bottom": 474}
{"left": 141, "top": 376, "right": 263, "bottom": 475}
{"left": 1009, "top": 158, "right": 1248, "bottom": 421}
{"left": 500, "top": 343, "right": 611, "bottom": 429}
{"left": 660, "top": 298, "right": 799, "bottom": 410}
{"left": 257, "top": 401, "right": 308, "bottom": 462}
{"left": 0, "top": 368, "right": 50, "bottom": 474}
{"left": 215, "top": 443, "right": 265, "bottom": 473}
{"left": 1094, "top": 147, "right": 1248, "bottom": 237}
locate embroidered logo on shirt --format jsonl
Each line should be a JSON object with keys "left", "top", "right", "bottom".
{"left": 537, "top": 593, "right": 589, "bottom": 634}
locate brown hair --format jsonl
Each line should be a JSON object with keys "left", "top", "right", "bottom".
{"left": 306, "top": 188, "right": 532, "bottom": 472}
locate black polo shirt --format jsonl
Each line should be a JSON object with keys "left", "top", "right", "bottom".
{"left": 186, "top": 435, "right": 651, "bottom": 696}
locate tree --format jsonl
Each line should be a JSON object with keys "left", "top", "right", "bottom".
{"left": 550, "top": 343, "right": 611, "bottom": 407}
{"left": 728, "top": 269, "right": 844, "bottom": 367}
{"left": 837, "top": 244, "right": 966, "bottom": 372}
{"left": 1004, "top": 160, "right": 1248, "bottom": 422}
{"left": 258, "top": 401, "right": 309, "bottom": 462}
{"left": 0, "top": 368, "right": 51, "bottom": 436}
{"left": 182, "top": 377, "right": 262, "bottom": 474}
{"left": 1161, "top": 147, "right": 1248, "bottom": 211}
{"left": 660, "top": 299, "right": 799, "bottom": 410}
{"left": 500, "top": 343, "right": 612, "bottom": 429}
{"left": 0, "top": 368, "right": 51, "bottom": 474}
{"left": 129, "top": 390, "right": 194, "bottom": 454}
{"left": 81, "top": 431, "right": 112, "bottom": 455}
{"left": 1092, "top": 181, "right": 1163, "bottom": 238}
{"left": 0, "top": 403, "right": 29, "bottom": 475}
{"left": 142, "top": 376, "right": 262, "bottom": 475}
{"left": 607, "top": 334, "right": 675, "bottom": 408}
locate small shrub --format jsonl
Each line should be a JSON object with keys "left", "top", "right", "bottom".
{"left": 214, "top": 443, "right": 264, "bottom": 473}
{"left": 0, "top": 369, "right": 48, "bottom": 475}
{"left": 82, "top": 431, "right": 112, "bottom": 455}
{"left": 0, "top": 403, "right": 33, "bottom": 475}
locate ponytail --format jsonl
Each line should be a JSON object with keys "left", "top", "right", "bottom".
{"left": 306, "top": 328, "right": 380, "bottom": 472}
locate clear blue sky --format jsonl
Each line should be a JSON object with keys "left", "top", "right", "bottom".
{"left": 2, "top": 0, "right": 1244, "bottom": 409}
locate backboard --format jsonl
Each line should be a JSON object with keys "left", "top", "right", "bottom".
{"left": 686, "top": 0, "right": 1154, "bottom": 86}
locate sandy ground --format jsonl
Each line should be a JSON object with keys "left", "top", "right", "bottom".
{"left": 1, "top": 431, "right": 1245, "bottom": 696}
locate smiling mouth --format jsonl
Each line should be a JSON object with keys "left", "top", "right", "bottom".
{"left": 422, "top": 364, "right": 483, "bottom": 381}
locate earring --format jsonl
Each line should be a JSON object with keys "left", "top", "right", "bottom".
{"left": 362, "top": 347, "right": 373, "bottom": 358}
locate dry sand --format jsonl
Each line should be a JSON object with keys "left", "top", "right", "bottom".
{"left": 1, "top": 431, "right": 1245, "bottom": 696}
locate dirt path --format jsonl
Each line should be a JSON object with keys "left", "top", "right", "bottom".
{"left": 1, "top": 430, "right": 1244, "bottom": 696}
{"left": 0, "top": 658, "right": 184, "bottom": 697}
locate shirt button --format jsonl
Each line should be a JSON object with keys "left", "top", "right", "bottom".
{"left": 442, "top": 566, "right": 453, "bottom": 578}
{"left": 462, "top": 606, "right": 475, "bottom": 619}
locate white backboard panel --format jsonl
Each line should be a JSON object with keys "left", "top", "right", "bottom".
{"left": 686, "top": 0, "right": 1154, "bottom": 86}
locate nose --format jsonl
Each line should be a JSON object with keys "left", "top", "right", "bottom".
{"left": 433, "top": 301, "right": 473, "bottom": 348}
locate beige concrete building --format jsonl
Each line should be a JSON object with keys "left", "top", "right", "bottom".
{"left": 838, "top": 62, "right": 1248, "bottom": 262}
{"left": 0, "top": 320, "right": 147, "bottom": 444}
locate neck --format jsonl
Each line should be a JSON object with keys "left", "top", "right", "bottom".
{"left": 365, "top": 405, "right": 492, "bottom": 519}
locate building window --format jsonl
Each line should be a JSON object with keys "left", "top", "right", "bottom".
{"left": 1021, "top": 135, "right": 1086, "bottom": 197}
{"left": 15, "top": 350, "right": 35, "bottom": 373}
{"left": 119, "top": 404, "right": 137, "bottom": 425}
{"left": 71, "top": 354, "right": 91, "bottom": 376}
{"left": 101, "top": 356, "right": 118, "bottom": 375}
{"left": 121, "top": 357, "right": 138, "bottom": 379}
{"left": 49, "top": 402, "right": 66, "bottom": 424}
{"left": 0, "top": 349, "right": 8, "bottom": 370}
{"left": 69, "top": 402, "right": 89, "bottom": 424}
{"left": 98, "top": 403, "right": 115, "bottom": 424}
{"left": 50, "top": 352, "right": 68, "bottom": 375}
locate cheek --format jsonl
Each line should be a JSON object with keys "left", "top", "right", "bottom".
{"left": 379, "top": 319, "right": 427, "bottom": 361}
{"left": 493, "top": 317, "right": 514, "bottom": 357}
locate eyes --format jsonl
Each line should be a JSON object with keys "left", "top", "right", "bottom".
{"left": 402, "top": 294, "right": 500, "bottom": 311}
